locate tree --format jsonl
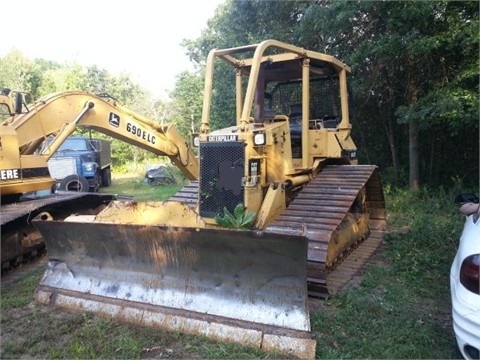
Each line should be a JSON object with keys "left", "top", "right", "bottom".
{"left": 296, "top": 0, "right": 479, "bottom": 188}
{"left": 0, "top": 50, "right": 168, "bottom": 169}
{"left": 169, "top": 71, "right": 204, "bottom": 138}
{"left": 182, "top": 0, "right": 311, "bottom": 130}
{"left": 0, "top": 49, "right": 38, "bottom": 93}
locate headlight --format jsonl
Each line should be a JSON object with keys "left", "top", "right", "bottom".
{"left": 192, "top": 134, "right": 200, "bottom": 147}
{"left": 253, "top": 132, "right": 266, "bottom": 146}
{"left": 83, "top": 162, "right": 96, "bottom": 172}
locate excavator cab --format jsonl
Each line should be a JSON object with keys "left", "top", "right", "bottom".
{"left": 0, "top": 89, "right": 33, "bottom": 117}
{"left": 31, "top": 40, "right": 385, "bottom": 359}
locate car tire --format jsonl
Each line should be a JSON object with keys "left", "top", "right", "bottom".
{"left": 92, "top": 172, "right": 102, "bottom": 192}
{"left": 101, "top": 167, "right": 112, "bottom": 187}
{"left": 57, "top": 175, "right": 90, "bottom": 192}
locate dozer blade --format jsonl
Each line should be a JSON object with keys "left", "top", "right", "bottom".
{"left": 32, "top": 207, "right": 316, "bottom": 359}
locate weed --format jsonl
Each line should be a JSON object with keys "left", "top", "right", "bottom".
{"left": 214, "top": 203, "right": 256, "bottom": 229}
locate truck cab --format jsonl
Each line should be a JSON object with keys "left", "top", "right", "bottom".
{"left": 47, "top": 136, "right": 112, "bottom": 192}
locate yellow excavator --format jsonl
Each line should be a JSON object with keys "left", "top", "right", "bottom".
{"left": 4, "top": 40, "right": 385, "bottom": 358}
{"left": 0, "top": 89, "right": 198, "bottom": 270}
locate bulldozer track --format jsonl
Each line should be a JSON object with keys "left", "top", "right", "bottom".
{"left": 171, "top": 165, "right": 386, "bottom": 298}
{"left": 266, "top": 165, "right": 386, "bottom": 297}
{"left": 170, "top": 181, "right": 199, "bottom": 206}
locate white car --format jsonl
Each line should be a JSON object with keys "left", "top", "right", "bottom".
{"left": 450, "top": 193, "right": 480, "bottom": 360}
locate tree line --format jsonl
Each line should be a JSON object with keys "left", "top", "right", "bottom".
{"left": 1, "top": 0, "right": 478, "bottom": 190}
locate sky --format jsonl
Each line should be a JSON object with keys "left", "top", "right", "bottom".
{"left": 1, "top": 0, "right": 225, "bottom": 99}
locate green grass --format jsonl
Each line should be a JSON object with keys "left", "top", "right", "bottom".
{"left": 1, "top": 182, "right": 467, "bottom": 359}
{"left": 0, "top": 267, "right": 45, "bottom": 311}
{"left": 99, "top": 173, "right": 186, "bottom": 201}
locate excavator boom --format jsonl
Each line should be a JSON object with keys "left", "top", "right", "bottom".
{"left": 2, "top": 91, "right": 198, "bottom": 191}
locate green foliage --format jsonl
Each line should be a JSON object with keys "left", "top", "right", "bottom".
{"left": 0, "top": 49, "right": 38, "bottom": 95}
{"left": 214, "top": 203, "right": 256, "bottom": 229}
{"left": 169, "top": 71, "right": 204, "bottom": 137}
{"left": 181, "top": 0, "right": 310, "bottom": 131}
{"left": 0, "top": 48, "right": 173, "bottom": 170}
{"left": 383, "top": 187, "right": 465, "bottom": 295}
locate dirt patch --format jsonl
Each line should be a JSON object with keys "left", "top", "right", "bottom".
{"left": 140, "top": 343, "right": 204, "bottom": 359}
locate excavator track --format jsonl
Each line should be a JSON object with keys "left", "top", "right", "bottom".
{"left": 1, "top": 192, "right": 115, "bottom": 274}
{"left": 172, "top": 165, "right": 386, "bottom": 298}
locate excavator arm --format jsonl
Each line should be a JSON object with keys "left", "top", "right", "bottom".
{"left": 0, "top": 91, "right": 198, "bottom": 197}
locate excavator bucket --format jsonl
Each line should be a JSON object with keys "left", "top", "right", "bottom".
{"left": 32, "top": 201, "right": 316, "bottom": 359}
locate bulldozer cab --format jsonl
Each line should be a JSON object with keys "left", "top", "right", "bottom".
{"left": 192, "top": 40, "right": 359, "bottom": 226}
{"left": 199, "top": 40, "right": 357, "bottom": 171}
{"left": 253, "top": 56, "right": 342, "bottom": 127}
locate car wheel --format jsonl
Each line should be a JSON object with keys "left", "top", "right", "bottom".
{"left": 58, "top": 175, "right": 90, "bottom": 192}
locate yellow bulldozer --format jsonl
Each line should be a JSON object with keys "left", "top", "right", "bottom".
{"left": 22, "top": 40, "right": 385, "bottom": 358}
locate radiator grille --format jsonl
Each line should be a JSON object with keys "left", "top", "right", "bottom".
{"left": 48, "top": 157, "right": 77, "bottom": 179}
{"left": 199, "top": 142, "right": 245, "bottom": 218}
